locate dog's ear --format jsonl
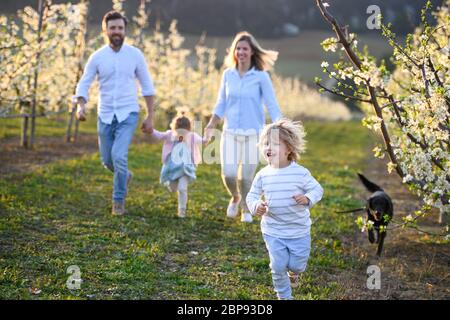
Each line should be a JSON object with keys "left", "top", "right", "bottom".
{"left": 387, "top": 196, "right": 394, "bottom": 216}
{"left": 367, "top": 197, "right": 374, "bottom": 210}
{"left": 357, "top": 173, "right": 383, "bottom": 193}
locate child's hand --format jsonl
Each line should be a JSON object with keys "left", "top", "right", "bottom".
{"left": 293, "top": 195, "right": 310, "bottom": 206}
{"left": 256, "top": 201, "right": 268, "bottom": 216}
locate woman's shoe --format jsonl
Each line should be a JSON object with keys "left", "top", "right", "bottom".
{"left": 226, "top": 198, "right": 240, "bottom": 218}
{"left": 240, "top": 212, "right": 253, "bottom": 223}
{"left": 178, "top": 209, "right": 186, "bottom": 218}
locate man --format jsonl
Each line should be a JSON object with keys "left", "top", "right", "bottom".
{"left": 74, "top": 11, "right": 155, "bottom": 216}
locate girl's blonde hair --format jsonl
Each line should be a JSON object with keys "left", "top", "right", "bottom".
{"left": 224, "top": 31, "right": 278, "bottom": 71}
{"left": 259, "top": 118, "right": 307, "bottom": 162}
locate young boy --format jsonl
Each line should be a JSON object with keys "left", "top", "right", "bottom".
{"left": 246, "top": 118, "right": 324, "bottom": 300}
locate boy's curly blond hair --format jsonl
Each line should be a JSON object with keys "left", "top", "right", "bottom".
{"left": 259, "top": 118, "right": 307, "bottom": 162}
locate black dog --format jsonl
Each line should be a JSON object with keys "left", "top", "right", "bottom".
{"left": 357, "top": 173, "right": 394, "bottom": 256}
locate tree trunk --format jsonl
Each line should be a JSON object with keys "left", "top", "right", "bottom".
{"left": 66, "top": 0, "right": 90, "bottom": 143}
{"left": 66, "top": 107, "right": 76, "bottom": 142}
{"left": 21, "top": 115, "right": 29, "bottom": 148}
{"left": 74, "top": 117, "right": 80, "bottom": 143}
{"left": 29, "top": 0, "right": 46, "bottom": 149}
{"left": 439, "top": 211, "right": 448, "bottom": 225}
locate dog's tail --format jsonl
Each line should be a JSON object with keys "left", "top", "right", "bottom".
{"left": 357, "top": 173, "right": 383, "bottom": 193}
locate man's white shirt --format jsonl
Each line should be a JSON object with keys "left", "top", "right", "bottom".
{"left": 75, "top": 44, "right": 155, "bottom": 124}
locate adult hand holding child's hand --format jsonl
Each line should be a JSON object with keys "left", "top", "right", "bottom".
{"left": 141, "top": 116, "right": 154, "bottom": 134}
{"left": 204, "top": 125, "right": 215, "bottom": 143}
{"left": 74, "top": 97, "right": 87, "bottom": 121}
{"left": 76, "top": 105, "right": 86, "bottom": 122}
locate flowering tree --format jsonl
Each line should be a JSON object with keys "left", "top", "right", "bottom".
{"left": 315, "top": 0, "right": 449, "bottom": 229}
{"left": 66, "top": 0, "right": 90, "bottom": 143}
{"left": 0, "top": 2, "right": 48, "bottom": 148}
{"left": 0, "top": 0, "right": 90, "bottom": 147}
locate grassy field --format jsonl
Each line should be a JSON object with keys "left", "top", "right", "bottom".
{"left": 0, "top": 116, "right": 98, "bottom": 140}
{"left": 0, "top": 120, "right": 372, "bottom": 299}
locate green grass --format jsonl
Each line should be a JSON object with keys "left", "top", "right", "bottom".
{"left": 0, "top": 121, "right": 371, "bottom": 299}
{"left": 0, "top": 116, "right": 98, "bottom": 140}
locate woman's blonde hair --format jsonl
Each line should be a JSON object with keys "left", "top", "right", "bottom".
{"left": 224, "top": 31, "right": 278, "bottom": 71}
{"left": 259, "top": 118, "right": 307, "bottom": 162}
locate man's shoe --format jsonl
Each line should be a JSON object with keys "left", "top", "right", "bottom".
{"left": 112, "top": 201, "right": 126, "bottom": 216}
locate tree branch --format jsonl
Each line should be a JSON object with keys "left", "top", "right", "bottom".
{"left": 381, "top": 24, "right": 421, "bottom": 69}
{"left": 316, "top": 0, "right": 405, "bottom": 179}
{"left": 316, "top": 82, "right": 371, "bottom": 103}
{"left": 427, "top": 57, "right": 444, "bottom": 87}
{"left": 420, "top": 64, "right": 431, "bottom": 98}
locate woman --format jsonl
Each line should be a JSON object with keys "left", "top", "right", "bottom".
{"left": 205, "top": 31, "right": 283, "bottom": 223}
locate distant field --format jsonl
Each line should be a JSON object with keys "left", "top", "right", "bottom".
{"left": 183, "top": 30, "right": 395, "bottom": 83}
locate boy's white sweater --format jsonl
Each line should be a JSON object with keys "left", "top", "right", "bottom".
{"left": 246, "top": 162, "right": 324, "bottom": 239}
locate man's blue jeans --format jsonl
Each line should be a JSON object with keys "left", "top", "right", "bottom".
{"left": 97, "top": 112, "right": 139, "bottom": 203}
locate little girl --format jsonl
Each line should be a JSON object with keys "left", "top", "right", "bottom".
{"left": 246, "top": 118, "right": 324, "bottom": 300}
{"left": 151, "top": 111, "right": 206, "bottom": 218}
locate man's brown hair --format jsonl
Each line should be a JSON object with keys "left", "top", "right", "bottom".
{"left": 102, "top": 10, "right": 128, "bottom": 31}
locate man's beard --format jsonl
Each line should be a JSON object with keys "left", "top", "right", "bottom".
{"left": 109, "top": 34, "right": 124, "bottom": 48}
